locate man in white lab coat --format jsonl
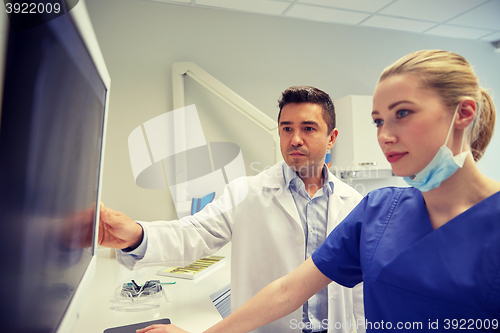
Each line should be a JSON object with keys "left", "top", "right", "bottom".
{"left": 99, "top": 86, "right": 365, "bottom": 333}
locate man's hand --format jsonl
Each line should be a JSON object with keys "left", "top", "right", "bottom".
{"left": 60, "top": 205, "right": 96, "bottom": 249}
{"left": 136, "top": 324, "right": 189, "bottom": 333}
{"left": 98, "top": 203, "right": 143, "bottom": 250}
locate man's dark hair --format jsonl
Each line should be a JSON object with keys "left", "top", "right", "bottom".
{"left": 277, "top": 86, "right": 336, "bottom": 133}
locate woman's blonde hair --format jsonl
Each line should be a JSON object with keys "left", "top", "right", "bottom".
{"left": 379, "top": 50, "right": 496, "bottom": 162}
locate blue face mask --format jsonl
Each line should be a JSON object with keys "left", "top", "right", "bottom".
{"left": 403, "top": 105, "right": 469, "bottom": 192}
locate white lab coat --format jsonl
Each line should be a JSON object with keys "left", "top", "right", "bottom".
{"left": 117, "top": 162, "right": 365, "bottom": 333}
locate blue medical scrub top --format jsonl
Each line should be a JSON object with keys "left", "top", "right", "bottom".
{"left": 312, "top": 187, "right": 500, "bottom": 332}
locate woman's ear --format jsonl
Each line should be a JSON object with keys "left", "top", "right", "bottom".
{"left": 455, "top": 99, "right": 476, "bottom": 129}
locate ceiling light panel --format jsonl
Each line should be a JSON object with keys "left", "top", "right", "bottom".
{"left": 195, "top": 0, "right": 291, "bottom": 15}
{"left": 379, "top": 0, "right": 489, "bottom": 22}
{"left": 425, "top": 24, "right": 495, "bottom": 39}
{"left": 166, "top": 0, "right": 192, "bottom": 3}
{"left": 286, "top": 4, "right": 370, "bottom": 24}
{"left": 447, "top": 0, "right": 500, "bottom": 30}
{"left": 480, "top": 31, "right": 500, "bottom": 42}
{"left": 298, "top": 0, "right": 394, "bottom": 13}
{"left": 361, "top": 15, "right": 437, "bottom": 33}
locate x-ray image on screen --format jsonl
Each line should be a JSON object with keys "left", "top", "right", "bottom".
{"left": 0, "top": 12, "right": 107, "bottom": 332}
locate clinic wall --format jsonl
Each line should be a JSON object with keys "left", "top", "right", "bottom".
{"left": 85, "top": 0, "right": 500, "bottom": 221}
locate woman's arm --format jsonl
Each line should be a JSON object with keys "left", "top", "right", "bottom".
{"left": 207, "top": 257, "right": 331, "bottom": 332}
{"left": 138, "top": 257, "right": 332, "bottom": 333}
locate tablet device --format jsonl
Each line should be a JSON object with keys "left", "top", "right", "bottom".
{"left": 103, "top": 318, "right": 171, "bottom": 332}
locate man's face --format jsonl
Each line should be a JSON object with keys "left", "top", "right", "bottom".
{"left": 279, "top": 102, "right": 337, "bottom": 178}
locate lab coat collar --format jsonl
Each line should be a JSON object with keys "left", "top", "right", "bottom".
{"left": 282, "top": 163, "right": 334, "bottom": 196}
{"left": 259, "top": 162, "right": 300, "bottom": 226}
{"left": 260, "top": 161, "right": 287, "bottom": 190}
{"left": 259, "top": 162, "right": 354, "bottom": 232}
{"left": 262, "top": 161, "right": 353, "bottom": 198}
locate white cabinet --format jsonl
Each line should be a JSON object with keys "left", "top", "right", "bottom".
{"left": 331, "top": 95, "right": 393, "bottom": 179}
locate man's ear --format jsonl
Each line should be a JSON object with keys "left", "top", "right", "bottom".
{"left": 456, "top": 99, "right": 476, "bottom": 130}
{"left": 327, "top": 128, "right": 339, "bottom": 149}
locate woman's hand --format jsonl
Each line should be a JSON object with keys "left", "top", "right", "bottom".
{"left": 136, "top": 324, "right": 189, "bottom": 333}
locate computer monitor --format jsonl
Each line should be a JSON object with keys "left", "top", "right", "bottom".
{"left": 0, "top": 1, "right": 110, "bottom": 332}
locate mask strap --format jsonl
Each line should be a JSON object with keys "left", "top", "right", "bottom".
{"left": 460, "top": 128, "right": 466, "bottom": 153}
{"left": 444, "top": 104, "right": 460, "bottom": 147}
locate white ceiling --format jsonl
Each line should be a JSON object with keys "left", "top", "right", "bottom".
{"left": 148, "top": 0, "right": 500, "bottom": 43}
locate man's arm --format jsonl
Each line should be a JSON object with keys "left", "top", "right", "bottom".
{"left": 98, "top": 203, "right": 144, "bottom": 250}
{"left": 137, "top": 257, "right": 332, "bottom": 333}
{"left": 99, "top": 180, "right": 237, "bottom": 269}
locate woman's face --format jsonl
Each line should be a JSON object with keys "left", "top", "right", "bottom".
{"left": 372, "top": 74, "right": 455, "bottom": 177}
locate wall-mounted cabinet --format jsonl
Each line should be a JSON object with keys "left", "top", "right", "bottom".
{"left": 331, "top": 95, "right": 393, "bottom": 180}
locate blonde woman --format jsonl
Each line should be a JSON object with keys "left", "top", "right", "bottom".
{"left": 140, "top": 50, "right": 499, "bottom": 333}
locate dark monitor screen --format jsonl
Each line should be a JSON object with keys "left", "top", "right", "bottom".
{"left": 0, "top": 11, "right": 107, "bottom": 333}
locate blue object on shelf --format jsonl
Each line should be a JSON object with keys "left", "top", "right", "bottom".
{"left": 325, "top": 149, "right": 331, "bottom": 167}
{"left": 191, "top": 192, "right": 216, "bottom": 215}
